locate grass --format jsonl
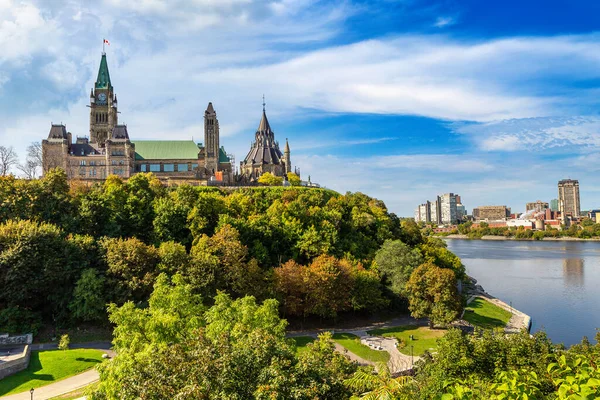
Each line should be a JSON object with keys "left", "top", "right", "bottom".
{"left": 367, "top": 325, "right": 446, "bottom": 356}
{"left": 463, "top": 298, "right": 512, "bottom": 329}
{"left": 332, "top": 333, "right": 390, "bottom": 363}
{"left": 291, "top": 336, "right": 315, "bottom": 355}
{"left": 0, "top": 349, "right": 104, "bottom": 396}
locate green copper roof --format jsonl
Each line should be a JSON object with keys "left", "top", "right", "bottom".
{"left": 95, "top": 54, "right": 112, "bottom": 90}
{"left": 133, "top": 140, "right": 200, "bottom": 160}
{"left": 219, "top": 147, "right": 230, "bottom": 163}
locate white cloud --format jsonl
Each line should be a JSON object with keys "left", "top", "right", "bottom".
{"left": 434, "top": 16, "right": 455, "bottom": 28}
{"left": 0, "top": 1, "right": 59, "bottom": 63}
{"left": 455, "top": 116, "right": 600, "bottom": 152}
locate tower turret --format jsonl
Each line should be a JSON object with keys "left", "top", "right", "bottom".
{"left": 89, "top": 52, "right": 117, "bottom": 147}
{"left": 204, "top": 102, "right": 220, "bottom": 174}
{"left": 284, "top": 138, "right": 291, "bottom": 174}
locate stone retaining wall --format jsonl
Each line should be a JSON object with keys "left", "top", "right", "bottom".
{"left": 0, "top": 333, "right": 33, "bottom": 348}
{"left": 0, "top": 344, "right": 31, "bottom": 379}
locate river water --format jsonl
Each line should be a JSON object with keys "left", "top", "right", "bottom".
{"left": 445, "top": 239, "right": 600, "bottom": 347}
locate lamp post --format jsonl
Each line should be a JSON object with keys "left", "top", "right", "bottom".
{"left": 30, "top": 388, "right": 34, "bottom": 400}
{"left": 410, "top": 345, "right": 414, "bottom": 368}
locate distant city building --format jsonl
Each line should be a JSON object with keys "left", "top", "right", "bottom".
{"left": 558, "top": 179, "right": 581, "bottom": 218}
{"left": 472, "top": 205, "right": 511, "bottom": 221}
{"left": 526, "top": 200, "right": 549, "bottom": 212}
{"left": 550, "top": 199, "right": 559, "bottom": 212}
{"left": 414, "top": 193, "right": 461, "bottom": 225}
{"left": 456, "top": 203, "right": 467, "bottom": 221}
{"left": 440, "top": 193, "right": 459, "bottom": 225}
{"left": 587, "top": 210, "right": 600, "bottom": 223}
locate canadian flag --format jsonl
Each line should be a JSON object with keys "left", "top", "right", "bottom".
{"left": 103, "top": 39, "right": 110, "bottom": 46}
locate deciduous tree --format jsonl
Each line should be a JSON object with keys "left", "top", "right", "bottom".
{"left": 406, "top": 262, "right": 462, "bottom": 328}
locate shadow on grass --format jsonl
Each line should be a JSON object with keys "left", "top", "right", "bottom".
{"left": 463, "top": 311, "right": 506, "bottom": 329}
{"left": 76, "top": 357, "right": 102, "bottom": 363}
{"left": 332, "top": 333, "right": 358, "bottom": 340}
{"left": 0, "top": 353, "right": 53, "bottom": 396}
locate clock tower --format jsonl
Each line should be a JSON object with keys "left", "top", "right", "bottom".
{"left": 89, "top": 52, "right": 118, "bottom": 147}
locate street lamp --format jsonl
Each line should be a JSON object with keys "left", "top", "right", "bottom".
{"left": 30, "top": 388, "right": 34, "bottom": 400}
{"left": 410, "top": 345, "right": 414, "bottom": 368}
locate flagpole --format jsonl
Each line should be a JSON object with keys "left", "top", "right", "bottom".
{"left": 103, "top": 38, "right": 105, "bottom": 54}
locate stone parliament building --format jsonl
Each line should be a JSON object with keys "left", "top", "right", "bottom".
{"left": 42, "top": 52, "right": 296, "bottom": 185}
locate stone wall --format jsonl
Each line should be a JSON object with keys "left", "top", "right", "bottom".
{"left": 0, "top": 344, "right": 31, "bottom": 379}
{"left": 0, "top": 333, "right": 32, "bottom": 348}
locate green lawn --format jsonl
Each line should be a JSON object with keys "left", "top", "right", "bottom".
{"left": 291, "top": 336, "right": 315, "bottom": 355}
{"left": 367, "top": 325, "right": 446, "bottom": 356}
{"left": 0, "top": 349, "right": 104, "bottom": 396}
{"left": 463, "top": 298, "right": 512, "bottom": 329}
{"left": 332, "top": 333, "right": 390, "bottom": 363}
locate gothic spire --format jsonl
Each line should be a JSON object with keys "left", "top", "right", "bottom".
{"left": 285, "top": 138, "right": 290, "bottom": 152}
{"left": 95, "top": 53, "right": 112, "bottom": 90}
{"left": 257, "top": 96, "right": 272, "bottom": 134}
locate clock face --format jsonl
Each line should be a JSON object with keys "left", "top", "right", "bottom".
{"left": 97, "top": 93, "right": 107, "bottom": 103}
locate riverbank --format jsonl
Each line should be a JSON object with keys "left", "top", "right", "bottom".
{"left": 442, "top": 234, "right": 600, "bottom": 241}
{"left": 467, "top": 277, "right": 532, "bottom": 333}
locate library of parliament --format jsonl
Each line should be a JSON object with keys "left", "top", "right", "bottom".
{"left": 42, "top": 52, "right": 297, "bottom": 185}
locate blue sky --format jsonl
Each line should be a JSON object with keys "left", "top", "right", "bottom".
{"left": 2, "top": 0, "right": 600, "bottom": 216}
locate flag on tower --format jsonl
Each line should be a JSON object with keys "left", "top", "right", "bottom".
{"left": 103, "top": 39, "right": 110, "bottom": 46}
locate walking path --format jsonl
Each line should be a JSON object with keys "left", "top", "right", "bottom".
{"left": 288, "top": 319, "right": 424, "bottom": 375}
{"left": 0, "top": 342, "right": 113, "bottom": 400}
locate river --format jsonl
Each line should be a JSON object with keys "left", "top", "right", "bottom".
{"left": 445, "top": 239, "right": 600, "bottom": 346}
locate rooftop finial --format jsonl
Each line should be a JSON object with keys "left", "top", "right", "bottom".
{"left": 262, "top": 94, "right": 266, "bottom": 112}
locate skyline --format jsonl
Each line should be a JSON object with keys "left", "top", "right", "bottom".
{"left": 2, "top": 1, "right": 600, "bottom": 215}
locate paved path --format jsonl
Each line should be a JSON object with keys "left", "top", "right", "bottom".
{"left": 0, "top": 342, "right": 113, "bottom": 400}
{"left": 288, "top": 322, "right": 423, "bottom": 375}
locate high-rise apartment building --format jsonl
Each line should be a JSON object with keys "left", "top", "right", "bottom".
{"left": 558, "top": 179, "right": 580, "bottom": 218}
{"left": 414, "top": 194, "right": 460, "bottom": 225}
{"left": 440, "top": 193, "right": 459, "bottom": 224}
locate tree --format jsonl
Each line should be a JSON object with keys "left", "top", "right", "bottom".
{"left": 102, "top": 237, "right": 161, "bottom": 303}
{"left": 374, "top": 239, "right": 424, "bottom": 297}
{"left": 258, "top": 172, "right": 283, "bottom": 186}
{"left": 58, "top": 334, "right": 70, "bottom": 350}
{"left": 345, "top": 364, "right": 414, "bottom": 399}
{"left": 18, "top": 142, "right": 43, "bottom": 179}
{"left": 94, "top": 282, "right": 356, "bottom": 399}
{"left": 0, "top": 145, "right": 18, "bottom": 176}
{"left": 69, "top": 269, "right": 107, "bottom": 323}
{"left": 287, "top": 172, "right": 301, "bottom": 186}
{"left": 405, "top": 262, "right": 462, "bottom": 328}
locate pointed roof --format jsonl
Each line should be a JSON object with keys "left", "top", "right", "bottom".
{"left": 206, "top": 102, "right": 215, "bottom": 114}
{"left": 257, "top": 110, "right": 272, "bottom": 134}
{"left": 95, "top": 53, "right": 112, "bottom": 90}
{"left": 284, "top": 138, "right": 290, "bottom": 152}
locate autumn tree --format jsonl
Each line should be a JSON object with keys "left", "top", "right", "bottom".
{"left": 258, "top": 171, "right": 283, "bottom": 186}
{"left": 287, "top": 171, "right": 301, "bottom": 186}
{"left": 405, "top": 262, "right": 462, "bottom": 328}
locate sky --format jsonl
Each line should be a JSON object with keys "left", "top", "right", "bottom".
{"left": 2, "top": 0, "right": 600, "bottom": 216}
